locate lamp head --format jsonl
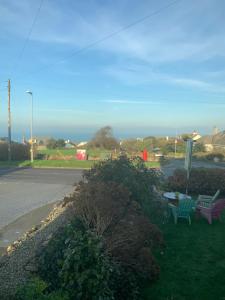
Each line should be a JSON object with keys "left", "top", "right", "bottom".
{"left": 26, "top": 90, "right": 33, "bottom": 95}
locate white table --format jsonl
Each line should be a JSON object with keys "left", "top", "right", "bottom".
{"left": 163, "top": 192, "right": 192, "bottom": 201}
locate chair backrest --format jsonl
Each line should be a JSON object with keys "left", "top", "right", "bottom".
{"left": 212, "top": 189, "right": 220, "bottom": 203}
{"left": 178, "top": 199, "right": 194, "bottom": 216}
{"left": 212, "top": 199, "right": 225, "bottom": 211}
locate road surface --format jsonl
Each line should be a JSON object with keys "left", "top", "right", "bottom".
{"left": 161, "top": 158, "right": 225, "bottom": 177}
{"left": 0, "top": 168, "right": 83, "bottom": 229}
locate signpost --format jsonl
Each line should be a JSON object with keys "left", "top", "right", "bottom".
{"left": 184, "top": 139, "right": 193, "bottom": 194}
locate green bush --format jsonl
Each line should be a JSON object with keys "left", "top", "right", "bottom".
{"left": 167, "top": 168, "right": 225, "bottom": 195}
{"left": 73, "top": 181, "right": 131, "bottom": 235}
{"left": 36, "top": 158, "right": 164, "bottom": 299}
{"left": 193, "top": 143, "right": 205, "bottom": 153}
{"left": 59, "top": 230, "right": 115, "bottom": 299}
{"left": 72, "top": 181, "right": 163, "bottom": 282}
{"left": 0, "top": 142, "right": 30, "bottom": 161}
{"left": 38, "top": 218, "right": 142, "bottom": 300}
{"left": 205, "top": 152, "right": 224, "bottom": 161}
{"left": 83, "top": 156, "right": 163, "bottom": 211}
{"left": 38, "top": 219, "right": 86, "bottom": 290}
{"left": 39, "top": 220, "right": 120, "bottom": 299}
{"left": 14, "top": 278, "right": 69, "bottom": 300}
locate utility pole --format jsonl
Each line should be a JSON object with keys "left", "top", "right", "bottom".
{"left": 8, "top": 79, "right": 11, "bottom": 161}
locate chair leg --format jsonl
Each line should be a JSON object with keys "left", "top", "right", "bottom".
{"left": 207, "top": 215, "right": 212, "bottom": 224}
{"left": 174, "top": 215, "right": 177, "bottom": 224}
{"left": 188, "top": 216, "right": 191, "bottom": 225}
{"left": 195, "top": 209, "right": 200, "bottom": 219}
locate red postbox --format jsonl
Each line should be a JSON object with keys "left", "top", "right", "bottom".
{"left": 142, "top": 149, "right": 148, "bottom": 161}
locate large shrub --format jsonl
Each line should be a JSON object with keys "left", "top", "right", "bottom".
{"left": 84, "top": 155, "right": 162, "bottom": 209}
{"left": 167, "top": 168, "right": 225, "bottom": 195}
{"left": 38, "top": 219, "right": 85, "bottom": 290}
{"left": 72, "top": 181, "right": 164, "bottom": 282}
{"left": 14, "top": 278, "right": 69, "bottom": 300}
{"left": 59, "top": 230, "right": 115, "bottom": 299}
{"left": 0, "top": 142, "right": 30, "bottom": 161}
{"left": 36, "top": 157, "right": 164, "bottom": 300}
{"left": 38, "top": 219, "right": 140, "bottom": 300}
{"left": 74, "top": 181, "right": 131, "bottom": 235}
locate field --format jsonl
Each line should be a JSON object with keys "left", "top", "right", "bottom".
{"left": 0, "top": 148, "right": 158, "bottom": 169}
{"left": 0, "top": 159, "right": 160, "bottom": 169}
{"left": 37, "top": 148, "right": 112, "bottom": 158}
{"left": 143, "top": 215, "right": 225, "bottom": 300}
{"left": 38, "top": 148, "right": 76, "bottom": 156}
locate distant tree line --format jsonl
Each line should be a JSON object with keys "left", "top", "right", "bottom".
{"left": 46, "top": 138, "right": 65, "bottom": 149}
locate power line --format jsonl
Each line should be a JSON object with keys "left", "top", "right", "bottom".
{"left": 15, "top": 0, "right": 181, "bottom": 79}
{"left": 10, "top": 0, "right": 44, "bottom": 76}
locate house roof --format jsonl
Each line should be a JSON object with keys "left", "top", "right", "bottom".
{"left": 200, "top": 130, "right": 225, "bottom": 145}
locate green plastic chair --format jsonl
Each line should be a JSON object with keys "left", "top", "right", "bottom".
{"left": 169, "top": 199, "right": 195, "bottom": 225}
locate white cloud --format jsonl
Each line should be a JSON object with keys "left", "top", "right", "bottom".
{"left": 106, "top": 63, "right": 225, "bottom": 93}
{"left": 102, "top": 99, "right": 162, "bottom": 105}
{"left": 36, "top": 108, "right": 104, "bottom": 115}
{"left": 2, "top": 0, "right": 225, "bottom": 64}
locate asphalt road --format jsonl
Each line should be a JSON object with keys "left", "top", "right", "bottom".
{"left": 0, "top": 168, "right": 83, "bottom": 229}
{"left": 161, "top": 158, "right": 225, "bottom": 177}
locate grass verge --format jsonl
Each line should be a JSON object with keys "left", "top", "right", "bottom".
{"left": 0, "top": 160, "right": 160, "bottom": 169}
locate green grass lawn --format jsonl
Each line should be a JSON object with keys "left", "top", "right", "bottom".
{"left": 0, "top": 160, "right": 94, "bottom": 169}
{"left": 32, "top": 159, "right": 95, "bottom": 168}
{"left": 37, "top": 148, "right": 112, "bottom": 157}
{"left": 0, "top": 159, "right": 160, "bottom": 169}
{"left": 143, "top": 214, "right": 225, "bottom": 300}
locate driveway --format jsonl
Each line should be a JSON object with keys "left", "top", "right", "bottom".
{"left": 0, "top": 168, "right": 83, "bottom": 229}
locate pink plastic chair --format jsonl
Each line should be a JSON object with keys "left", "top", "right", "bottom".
{"left": 196, "top": 199, "right": 225, "bottom": 224}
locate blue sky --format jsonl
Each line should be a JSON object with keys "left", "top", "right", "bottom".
{"left": 0, "top": 0, "right": 225, "bottom": 141}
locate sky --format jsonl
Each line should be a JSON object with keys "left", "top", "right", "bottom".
{"left": 0, "top": 0, "right": 225, "bottom": 141}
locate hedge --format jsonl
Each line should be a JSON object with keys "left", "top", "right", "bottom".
{"left": 167, "top": 168, "right": 225, "bottom": 195}
{"left": 0, "top": 142, "right": 30, "bottom": 161}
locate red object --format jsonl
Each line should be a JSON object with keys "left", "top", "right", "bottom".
{"left": 76, "top": 150, "right": 86, "bottom": 160}
{"left": 142, "top": 149, "right": 148, "bottom": 161}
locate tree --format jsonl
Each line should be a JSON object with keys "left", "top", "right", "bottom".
{"left": 181, "top": 133, "right": 192, "bottom": 141}
{"left": 89, "top": 126, "right": 119, "bottom": 150}
{"left": 46, "top": 139, "right": 65, "bottom": 149}
{"left": 193, "top": 143, "right": 205, "bottom": 153}
{"left": 56, "top": 139, "right": 65, "bottom": 148}
{"left": 46, "top": 138, "right": 57, "bottom": 149}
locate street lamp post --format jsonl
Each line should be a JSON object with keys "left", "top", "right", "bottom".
{"left": 26, "top": 91, "right": 34, "bottom": 163}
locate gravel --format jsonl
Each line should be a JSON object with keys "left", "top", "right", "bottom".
{"left": 0, "top": 200, "right": 74, "bottom": 300}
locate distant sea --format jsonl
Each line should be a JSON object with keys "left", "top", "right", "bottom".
{"left": 5, "top": 126, "right": 210, "bottom": 143}
{"left": 12, "top": 131, "right": 169, "bottom": 142}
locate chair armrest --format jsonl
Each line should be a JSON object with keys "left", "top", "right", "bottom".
{"left": 197, "top": 196, "right": 212, "bottom": 204}
{"left": 197, "top": 201, "right": 212, "bottom": 209}
{"left": 198, "top": 195, "right": 212, "bottom": 200}
{"left": 168, "top": 203, "right": 177, "bottom": 217}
